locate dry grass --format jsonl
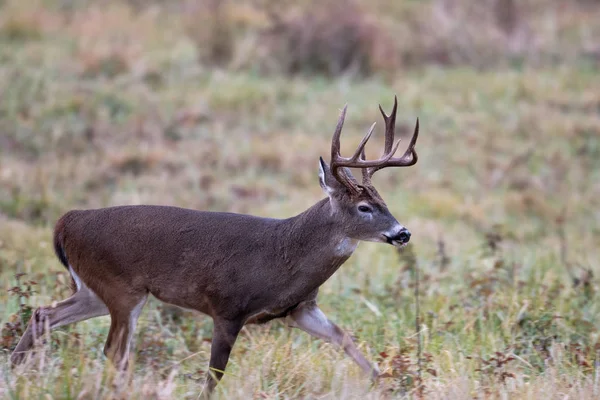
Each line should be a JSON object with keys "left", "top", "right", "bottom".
{"left": 1, "top": 0, "right": 600, "bottom": 398}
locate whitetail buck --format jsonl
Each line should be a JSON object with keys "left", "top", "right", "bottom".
{"left": 11, "top": 97, "right": 419, "bottom": 395}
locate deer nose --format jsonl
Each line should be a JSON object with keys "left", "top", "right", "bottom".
{"left": 398, "top": 229, "right": 411, "bottom": 243}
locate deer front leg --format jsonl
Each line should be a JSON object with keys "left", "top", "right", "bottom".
{"left": 287, "top": 301, "right": 379, "bottom": 378}
{"left": 202, "top": 318, "right": 243, "bottom": 398}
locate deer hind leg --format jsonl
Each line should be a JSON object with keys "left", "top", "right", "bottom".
{"left": 103, "top": 294, "right": 148, "bottom": 371}
{"left": 201, "top": 318, "right": 243, "bottom": 398}
{"left": 287, "top": 301, "right": 380, "bottom": 378}
{"left": 10, "top": 273, "right": 109, "bottom": 366}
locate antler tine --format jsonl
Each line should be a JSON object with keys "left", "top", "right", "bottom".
{"left": 348, "top": 122, "right": 376, "bottom": 162}
{"left": 360, "top": 144, "right": 371, "bottom": 186}
{"left": 402, "top": 117, "right": 419, "bottom": 164}
{"left": 382, "top": 118, "right": 419, "bottom": 167}
{"left": 378, "top": 95, "right": 398, "bottom": 155}
{"left": 330, "top": 105, "right": 348, "bottom": 162}
{"left": 329, "top": 104, "right": 363, "bottom": 193}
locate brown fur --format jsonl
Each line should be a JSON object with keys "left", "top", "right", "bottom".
{"left": 58, "top": 201, "right": 353, "bottom": 321}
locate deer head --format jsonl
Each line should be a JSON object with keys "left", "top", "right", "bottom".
{"left": 318, "top": 96, "right": 419, "bottom": 247}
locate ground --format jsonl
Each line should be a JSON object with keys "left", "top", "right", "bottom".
{"left": 1, "top": 0, "right": 600, "bottom": 398}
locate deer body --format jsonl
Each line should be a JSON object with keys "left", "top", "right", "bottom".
{"left": 11, "top": 97, "right": 420, "bottom": 396}
{"left": 57, "top": 200, "right": 353, "bottom": 322}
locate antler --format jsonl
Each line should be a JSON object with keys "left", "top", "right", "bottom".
{"left": 329, "top": 96, "right": 420, "bottom": 193}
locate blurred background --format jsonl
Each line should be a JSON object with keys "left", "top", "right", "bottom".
{"left": 1, "top": 0, "right": 599, "bottom": 398}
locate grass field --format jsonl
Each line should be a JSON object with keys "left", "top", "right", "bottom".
{"left": 1, "top": 0, "right": 600, "bottom": 398}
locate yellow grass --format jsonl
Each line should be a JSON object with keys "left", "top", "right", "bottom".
{"left": 1, "top": 0, "right": 599, "bottom": 398}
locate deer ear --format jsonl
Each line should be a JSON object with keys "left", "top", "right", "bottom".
{"left": 318, "top": 157, "right": 330, "bottom": 191}
{"left": 319, "top": 157, "right": 342, "bottom": 197}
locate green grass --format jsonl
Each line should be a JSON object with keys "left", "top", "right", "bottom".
{"left": 1, "top": 0, "right": 600, "bottom": 398}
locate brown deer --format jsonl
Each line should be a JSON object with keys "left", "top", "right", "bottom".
{"left": 11, "top": 97, "right": 419, "bottom": 395}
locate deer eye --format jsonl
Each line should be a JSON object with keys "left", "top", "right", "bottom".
{"left": 358, "top": 205, "right": 372, "bottom": 213}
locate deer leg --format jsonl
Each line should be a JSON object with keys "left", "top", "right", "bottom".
{"left": 103, "top": 294, "right": 148, "bottom": 371}
{"left": 202, "top": 318, "right": 242, "bottom": 397}
{"left": 287, "top": 301, "right": 379, "bottom": 378}
{"left": 10, "top": 286, "right": 108, "bottom": 366}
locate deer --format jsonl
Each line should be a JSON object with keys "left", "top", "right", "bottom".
{"left": 10, "top": 96, "right": 419, "bottom": 396}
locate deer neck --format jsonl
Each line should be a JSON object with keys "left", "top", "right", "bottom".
{"left": 279, "top": 198, "right": 358, "bottom": 274}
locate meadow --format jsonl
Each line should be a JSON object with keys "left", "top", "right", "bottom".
{"left": 1, "top": 0, "right": 600, "bottom": 398}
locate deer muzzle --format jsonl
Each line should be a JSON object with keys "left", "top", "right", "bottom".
{"left": 384, "top": 228, "right": 411, "bottom": 247}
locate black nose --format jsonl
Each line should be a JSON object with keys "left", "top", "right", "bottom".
{"left": 398, "top": 229, "right": 411, "bottom": 243}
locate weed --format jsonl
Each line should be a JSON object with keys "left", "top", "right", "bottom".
{"left": 2, "top": 273, "right": 36, "bottom": 350}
